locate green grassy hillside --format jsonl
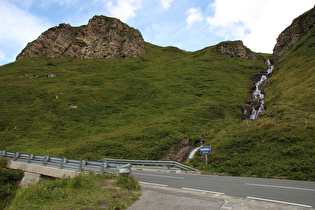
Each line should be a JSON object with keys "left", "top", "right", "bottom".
{"left": 1, "top": 33, "right": 313, "bottom": 180}
{"left": 189, "top": 27, "right": 315, "bottom": 180}
{"left": 0, "top": 42, "right": 266, "bottom": 160}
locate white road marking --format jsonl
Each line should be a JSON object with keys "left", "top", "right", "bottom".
{"left": 133, "top": 172, "right": 185, "bottom": 179}
{"left": 182, "top": 187, "right": 225, "bottom": 195}
{"left": 138, "top": 181, "right": 168, "bottom": 187}
{"left": 246, "top": 196, "right": 312, "bottom": 208}
{"left": 245, "top": 183, "right": 315, "bottom": 192}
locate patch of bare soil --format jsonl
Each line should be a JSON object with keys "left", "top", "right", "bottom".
{"left": 99, "top": 179, "right": 122, "bottom": 190}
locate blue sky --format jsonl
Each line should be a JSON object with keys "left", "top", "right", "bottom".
{"left": 0, "top": 0, "right": 314, "bottom": 65}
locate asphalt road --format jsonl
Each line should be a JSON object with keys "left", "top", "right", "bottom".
{"left": 131, "top": 170, "right": 315, "bottom": 208}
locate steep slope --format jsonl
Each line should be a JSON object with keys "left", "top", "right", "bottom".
{"left": 189, "top": 22, "right": 314, "bottom": 180}
{"left": 0, "top": 42, "right": 266, "bottom": 161}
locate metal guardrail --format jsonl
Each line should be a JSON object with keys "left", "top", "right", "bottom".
{"left": 100, "top": 158, "right": 198, "bottom": 171}
{"left": 0, "top": 151, "right": 117, "bottom": 174}
{"left": 0, "top": 150, "right": 197, "bottom": 175}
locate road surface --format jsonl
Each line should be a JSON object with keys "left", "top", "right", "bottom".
{"left": 131, "top": 169, "right": 315, "bottom": 208}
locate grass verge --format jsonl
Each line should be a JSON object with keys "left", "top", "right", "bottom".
{"left": 8, "top": 172, "right": 141, "bottom": 209}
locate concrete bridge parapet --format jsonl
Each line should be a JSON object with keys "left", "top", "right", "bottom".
{"left": 7, "top": 160, "right": 80, "bottom": 178}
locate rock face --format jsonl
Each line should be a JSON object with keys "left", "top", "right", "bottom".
{"left": 16, "top": 16, "right": 146, "bottom": 60}
{"left": 214, "top": 40, "right": 259, "bottom": 59}
{"left": 273, "top": 6, "right": 315, "bottom": 61}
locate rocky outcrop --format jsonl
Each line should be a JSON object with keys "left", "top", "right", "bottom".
{"left": 214, "top": 40, "right": 259, "bottom": 59}
{"left": 161, "top": 139, "right": 192, "bottom": 163}
{"left": 16, "top": 16, "right": 146, "bottom": 60}
{"left": 273, "top": 6, "right": 315, "bottom": 61}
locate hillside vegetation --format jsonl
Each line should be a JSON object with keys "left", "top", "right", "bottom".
{"left": 8, "top": 173, "right": 140, "bottom": 209}
{"left": 0, "top": 30, "right": 313, "bottom": 180}
{"left": 0, "top": 159, "right": 23, "bottom": 209}
{"left": 189, "top": 27, "right": 315, "bottom": 180}
{"left": 0, "top": 42, "right": 266, "bottom": 160}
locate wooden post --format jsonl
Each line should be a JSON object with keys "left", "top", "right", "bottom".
{"left": 205, "top": 154, "right": 208, "bottom": 166}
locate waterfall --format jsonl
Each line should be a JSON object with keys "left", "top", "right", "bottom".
{"left": 244, "top": 59, "right": 274, "bottom": 120}
{"left": 186, "top": 140, "right": 205, "bottom": 162}
{"left": 266, "top": 59, "right": 274, "bottom": 75}
{"left": 187, "top": 147, "right": 200, "bottom": 162}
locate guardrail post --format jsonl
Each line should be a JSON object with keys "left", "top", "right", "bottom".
{"left": 100, "top": 163, "right": 105, "bottom": 174}
{"left": 78, "top": 160, "right": 83, "bottom": 172}
{"left": 27, "top": 154, "right": 31, "bottom": 163}
{"left": 82, "top": 160, "right": 86, "bottom": 172}
{"left": 42, "top": 155, "right": 47, "bottom": 166}
{"left": 59, "top": 158, "right": 64, "bottom": 169}
{"left": 13, "top": 152, "right": 19, "bottom": 161}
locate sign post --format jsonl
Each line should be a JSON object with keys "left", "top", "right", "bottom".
{"left": 200, "top": 146, "right": 211, "bottom": 166}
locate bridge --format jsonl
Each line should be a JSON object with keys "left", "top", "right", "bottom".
{"left": 1, "top": 150, "right": 314, "bottom": 208}
{"left": 0, "top": 150, "right": 197, "bottom": 178}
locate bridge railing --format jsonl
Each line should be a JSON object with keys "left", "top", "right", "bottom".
{"left": 0, "top": 151, "right": 112, "bottom": 174}
{"left": 0, "top": 150, "right": 197, "bottom": 174}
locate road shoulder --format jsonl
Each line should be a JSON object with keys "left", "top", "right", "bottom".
{"left": 128, "top": 184, "right": 312, "bottom": 210}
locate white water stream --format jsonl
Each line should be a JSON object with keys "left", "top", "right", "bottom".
{"left": 187, "top": 147, "right": 200, "bottom": 162}
{"left": 249, "top": 59, "right": 274, "bottom": 120}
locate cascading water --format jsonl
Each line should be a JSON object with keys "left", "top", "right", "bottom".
{"left": 243, "top": 59, "right": 274, "bottom": 120}
{"left": 186, "top": 140, "right": 204, "bottom": 163}
{"left": 187, "top": 147, "right": 200, "bottom": 162}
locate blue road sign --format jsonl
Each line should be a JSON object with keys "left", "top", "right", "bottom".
{"left": 200, "top": 146, "right": 211, "bottom": 154}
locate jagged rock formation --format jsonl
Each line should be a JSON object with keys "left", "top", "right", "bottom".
{"left": 214, "top": 40, "right": 259, "bottom": 59}
{"left": 16, "top": 15, "right": 146, "bottom": 60}
{"left": 273, "top": 6, "right": 315, "bottom": 61}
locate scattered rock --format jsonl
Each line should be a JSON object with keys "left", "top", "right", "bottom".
{"left": 69, "top": 104, "right": 78, "bottom": 108}
{"left": 47, "top": 73, "right": 56, "bottom": 78}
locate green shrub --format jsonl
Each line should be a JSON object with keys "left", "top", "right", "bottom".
{"left": 115, "top": 175, "right": 141, "bottom": 191}
{"left": 0, "top": 159, "right": 24, "bottom": 209}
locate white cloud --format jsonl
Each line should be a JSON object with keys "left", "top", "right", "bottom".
{"left": 186, "top": 7, "right": 204, "bottom": 28}
{"left": 160, "top": 0, "right": 173, "bottom": 10}
{"left": 10, "top": 0, "right": 34, "bottom": 9}
{"left": 0, "top": 0, "right": 51, "bottom": 65}
{"left": 206, "top": 0, "right": 314, "bottom": 53}
{"left": 106, "top": 0, "right": 142, "bottom": 22}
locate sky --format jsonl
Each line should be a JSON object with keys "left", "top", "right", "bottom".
{"left": 0, "top": 0, "right": 314, "bottom": 65}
